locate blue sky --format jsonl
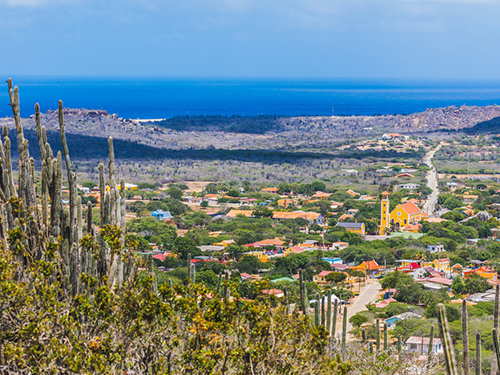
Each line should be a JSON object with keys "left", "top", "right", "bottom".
{"left": 1, "top": 0, "right": 500, "bottom": 78}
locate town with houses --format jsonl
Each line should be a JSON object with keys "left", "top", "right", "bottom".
{"left": 65, "top": 139, "right": 500, "bottom": 362}
{"left": 4, "top": 82, "right": 500, "bottom": 372}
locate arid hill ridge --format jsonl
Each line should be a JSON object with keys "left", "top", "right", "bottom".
{"left": 0, "top": 105, "right": 499, "bottom": 154}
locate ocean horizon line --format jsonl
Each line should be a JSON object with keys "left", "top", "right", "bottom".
{"left": 1, "top": 77, "right": 500, "bottom": 119}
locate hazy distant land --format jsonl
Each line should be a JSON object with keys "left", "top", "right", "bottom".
{"left": 0, "top": 105, "right": 499, "bottom": 184}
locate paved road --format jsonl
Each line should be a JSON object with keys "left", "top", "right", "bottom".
{"left": 344, "top": 281, "right": 381, "bottom": 341}
{"left": 423, "top": 147, "right": 441, "bottom": 216}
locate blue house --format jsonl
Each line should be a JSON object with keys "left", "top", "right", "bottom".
{"left": 151, "top": 209, "right": 173, "bottom": 221}
{"left": 321, "top": 257, "right": 343, "bottom": 265}
{"left": 384, "top": 312, "right": 421, "bottom": 330}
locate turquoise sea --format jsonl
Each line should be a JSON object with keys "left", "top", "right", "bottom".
{"left": 1, "top": 77, "right": 500, "bottom": 119}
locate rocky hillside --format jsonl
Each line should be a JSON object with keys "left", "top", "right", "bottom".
{"left": 282, "top": 105, "right": 500, "bottom": 134}
{"left": 0, "top": 105, "right": 499, "bottom": 157}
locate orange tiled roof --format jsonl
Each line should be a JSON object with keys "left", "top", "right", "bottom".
{"left": 338, "top": 214, "right": 354, "bottom": 221}
{"left": 317, "top": 270, "right": 333, "bottom": 277}
{"left": 254, "top": 238, "right": 285, "bottom": 246}
{"left": 425, "top": 217, "right": 448, "bottom": 223}
{"left": 435, "top": 258, "right": 450, "bottom": 263}
{"left": 272, "top": 211, "right": 321, "bottom": 220}
{"left": 312, "top": 191, "right": 331, "bottom": 198}
{"left": 291, "top": 246, "right": 307, "bottom": 253}
{"left": 261, "top": 289, "right": 283, "bottom": 296}
{"left": 402, "top": 224, "right": 421, "bottom": 231}
{"left": 226, "top": 209, "right": 254, "bottom": 218}
{"left": 400, "top": 202, "right": 422, "bottom": 215}
{"left": 364, "top": 260, "right": 381, "bottom": 270}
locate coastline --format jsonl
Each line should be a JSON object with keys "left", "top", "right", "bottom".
{"left": 135, "top": 118, "right": 167, "bottom": 123}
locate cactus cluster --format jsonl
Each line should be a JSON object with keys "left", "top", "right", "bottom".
{"left": 1, "top": 79, "right": 133, "bottom": 296}
{"left": 435, "top": 293, "right": 500, "bottom": 375}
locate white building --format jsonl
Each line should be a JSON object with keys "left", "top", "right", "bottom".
{"left": 427, "top": 244, "right": 445, "bottom": 253}
{"left": 406, "top": 336, "right": 443, "bottom": 354}
{"left": 397, "top": 183, "right": 420, "bottom": 192}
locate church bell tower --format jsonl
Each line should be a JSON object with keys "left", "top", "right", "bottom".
{"left": 380, "top": 191, "right": 390, "bottom": 233}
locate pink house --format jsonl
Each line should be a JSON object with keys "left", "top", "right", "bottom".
{"left": 373, "top": 297, "right": 396, "bottom": 309}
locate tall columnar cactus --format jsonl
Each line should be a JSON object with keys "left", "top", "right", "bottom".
{"left": 216, "top": 274, "right": 222, "bottom": 295}
{"left": 299, "top": 269, "right": 304, "bottom": 311}
{"left": 314, "top": 300, "right": 320, "bottom": 327}
{"left": 362, "top": 328, "right": 366, "bottom": 343}
{"left": 332, "top": 299, "right": 338, "bottom": 337}
{"left": 342, "top": 306, "right": 347, "bottom": 348}
{"left": 191, "top": 263, "right": 196, "bottom": 283}
{"left": 321, "top": 295, "right": 325, "bottom": 327}
{"left": 428, "top": 325, "right": 435, "bottom": 362}
{"left": 223, "top": 271, "right": 229, "bottom": 301}
{"left": 493, "top": 329, "right": 500, "bottom": 375}
{"left": 376, "top": 318, "right": 380, "bottom": 351}
{"left": 303, "top": 283, "right": 309, "bottom": 317}
{"left": 383, "top": 322, "right": 388, "bottom": 351}
{"left": 187, "top": 254, "right": 192, "bottom": 280}
{"left": 463, "top": 300, "right": 470, "bottom": 375}
{"left": 397, "top": 335, "right": 402, "bottom": 356}
{"left": 437, "top": 303, "right": 459, "bottom": 375}
{"left": 326, "top": 290, "right": 332, "bottom": 333}
{"left": 314, "top": 293, "right": 321, "bottom": 327}
{"left": 476, "top": 332, "right": 481, "bottom": 375}
{"left": 493, "top": 285, "right": 499, "bottom": 375}
{"left": 283, "top": 286, "right": 289, "bottom": 314}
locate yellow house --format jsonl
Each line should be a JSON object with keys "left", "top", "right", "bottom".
{"left": 277, "top": 199, "right": 298, "bottom": 208}
{"left": 243, "top": 251, "right": 268, "bottom": 263}
{"left": 105, "top": 183, "right": 138, "bottom": 192}
{"left": 461, "top": 192, "right": 479, "bottom": 203}
{"left": 336, "top": 222, "right": 365, "bottom": 236}
{"left": 398, "top": 260, "right": 415, "bottom": 268}
{"left": 350, "top": 260, "right": 382, "bottom": 276}
{"left": 476, "top": 271, "right": 497, "bottom": 280}
{"left": 213, "top": 239, "right": 236, "bottom": 247}
{"left": 313, "top": 270, "right": 333, "bottom": 284}
{"left": 390, "top": 201, "right": 424, "bottom": 227}
{"left": 423, "top": 258, "right": 451, "bottom": 273}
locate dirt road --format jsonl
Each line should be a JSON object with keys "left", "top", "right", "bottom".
{"left": 343, "top": 281, "right": 381, "bottom": 341}
{"left": 423, "top": 147, "right": 441, "bottom": 216}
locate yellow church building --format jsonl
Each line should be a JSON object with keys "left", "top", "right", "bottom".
{"left": 379, "top": 192, "right": 426, "bottom": 233}
{"left": 390, "top": 201, "right": 424, "bottom": 227}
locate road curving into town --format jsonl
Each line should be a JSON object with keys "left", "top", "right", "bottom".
{"left": 344, "top": 281, "right": 382, "bottom": 341}
{"left": 423, "top": 146, "right": 442, "bottom": 216}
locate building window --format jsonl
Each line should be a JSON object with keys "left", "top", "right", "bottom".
{"left": 404, "top": 219, "right": 407, "bottom": 224}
